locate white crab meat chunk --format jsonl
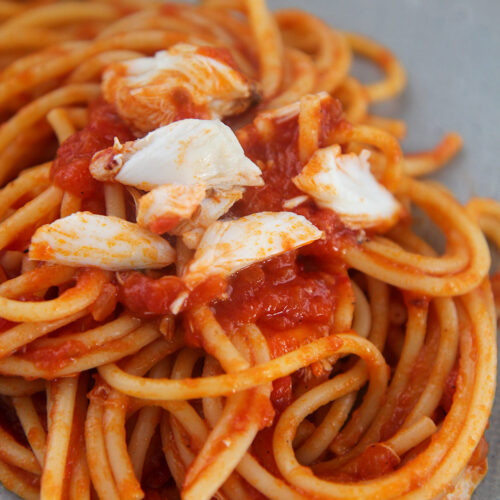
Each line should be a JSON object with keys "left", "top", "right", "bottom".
{"left": 293, "top": 145, "right": 401, "bottom": 229}
{"left": 29, "top": 212, "right": 175, "bottom": 271}
{"left": 181, "top": 228, "right": 205, "bottom": 251}
{"left": 90, "top": 119, "right": 263, "bottom": 192}
{"left": 191, "top": 188, "right": 244, "bottom": 228}
{"left": 137, "top": 184, "right": 206, "bottom": 234}
{"left": 173, "top": 188, "right": 244, "bottom": 248}
{"left": 182, "top": 212, "right": 323, "bottom": 288}
{"left": 102, "top": 43, "right": 258, "bottom": 133}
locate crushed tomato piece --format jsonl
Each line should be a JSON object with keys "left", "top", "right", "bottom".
{"left": 213, "top": 252, "right": 339, "bottom": 331}
{"left": 51, "top": 100, "right": 133, "bottom": 198}
{"left": 117, "top": 271, "right": 186, "bottom": 316}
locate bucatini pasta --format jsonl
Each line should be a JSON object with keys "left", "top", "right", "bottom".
{"left": 0, "top": 1, "right": 496, "bottom": 500}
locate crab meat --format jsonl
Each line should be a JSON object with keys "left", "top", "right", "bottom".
{"left": 174, "top": 188, "right": 244, "bottom": 249}
{"left": 30, "top": 212, "right": 175, "bottom": 271}
{"left": 102, "top": 43, "right": 258, "bottom": 133}
{"left": 182, "top": 212, "right": 323, "bottom": 288}
{"left": 181, "top": 228, "right": 205, "bottom": 250}
{"left": 192, "top": 188, "right": 244, "bottom": 228}
{"left": 174, "top": 187, "right": 243, "bottom": 233}
{"left": 90, "top": 119, "right": 263, "bottom": 192}
{"left": 137, "top": 184, "right": 206, "bottom": 234}
{"left": 293, "top": 145, "right": 401, "bottom": 229}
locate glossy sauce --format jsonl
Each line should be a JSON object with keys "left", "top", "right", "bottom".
{"left": 233, "top": 98, "right": 344, "bottom": 215}
{"left": 213, "top": 252, "right": 339, "bottom": 332}
{"left": 51, "top": 100, "right": 133, "bottom": 199}
{"left": 210, "top": 105, "right": 355, "bottom": 340}
{"left": 117, "top": 271, "right": 186, "bottom": 316}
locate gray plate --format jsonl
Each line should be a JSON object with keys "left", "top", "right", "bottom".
{"left": 1, "top": 0, "right": 499, "bottom": 498}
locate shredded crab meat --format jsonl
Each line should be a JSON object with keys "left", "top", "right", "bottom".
{"left": 90, "top": 119, "right": 263, "bottom": 191}
{"left": 293, "top": 145, "right": 401, "bottom": 229}
{"left": 102, "top": 43, "right": 259, "bottom": 133}
{"left": 173, "top": 188, "right": 244, "bottom": 248}
{"left": 182, "top": 211, "right": 323, "bottom": 289}
{"left": 137, "top": 183, "right": 206, "bottom": 234}
{"left": 29, "top": 212, "right": 175, "bottom": 270}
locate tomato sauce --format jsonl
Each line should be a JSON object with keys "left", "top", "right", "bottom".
{"left": 270, "top": 375, "right": 292, "bottom": 413}
{"left": 213, "top": 252, "right": 339, "bottom": 332}
{"left": 0, "top": 396, "right": 28, "bottom": 446}
{"left": 233, "top": 99, "right": 343, "bottom": 216}
{"left": 326, "top": 444, "right": 400, "bottom": 482}
{"left": 166, "top": 86, "right": 211, "bottom": 122}
{"left": 117, "top": 271, "right": 186, "bottom": 316}
{"left": 252, "top": 427, "right": 282, "bottom": 477}
{"left": 23, "top": 339, "right": 88, "bottom": 372}
{"left": 210, "top": 103, "right": 356, "bottom": 343}
{"left": 142, "top": 429, "right": 171, "bottom": 492}
{"left": 0, "top": 317, "right": 16, "bottom": 332}
{"left": 196, "top": 46, "right": 241, "bottom": 71}
{"left": 439, "top": 365, "right": 458, "bottom": 414}
{"left": 51, "top": 100, "right": 133, "bottom": 199}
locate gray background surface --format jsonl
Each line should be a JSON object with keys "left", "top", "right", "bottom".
{"left": 1, "top": 0, "right": 499, "bottom": 498}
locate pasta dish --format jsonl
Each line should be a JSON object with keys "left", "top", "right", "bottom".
{"left": 0, "top": 1, "right": 497, "bottom": 499}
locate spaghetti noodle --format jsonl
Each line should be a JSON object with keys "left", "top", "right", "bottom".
{"left": 0, "top": 1, "right": 496, "bottom": 500}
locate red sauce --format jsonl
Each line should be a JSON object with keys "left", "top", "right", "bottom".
{"left": 270, "top": 375, "right": 292, "bottom": 413}
{"left": 148, "top": 215, "right": 181, "bottom": 235}
{"left": 51, "top": 100, "right": 133, "bottom": 199}
{"left": 469, "top": 435, "right": 488, "bottom": 467}
{"left": 234, "top": 117, "right": 303, "bottom": 214}
{"left": 233, "top": 99, "right": 343, "bottom": 216}
{"left": 0, "top": 396, "right": 28, "bottom": 446}
{"left": 117, "top": 271, "right": 186, "bottom": 316}
{"left": 213, "top": 252, "right": 339, "bottom": 332}
{"left": 23, "top": 340, "right": 88, "bottom": 372}
{"left": 264, "top": 324, "right": 328, "bottom": 360}
{"left": 196, "top": 46, "right": 240, "bottom": 71}
{"left": 294, "top": 204, "right": 358, "bottom": 258}
{"left": 142, "top": 429, "right": 171, "bottom": 491}
{"left": 328, "top": 444, "right": 400, "bottom": 482}
{"left": 439, "top": 365, "right": 458, "bottom": 414}
{"left": 89, "top": 283, "right": 118, "bottom": 322}
{"left": 166, "top": 86, "right": 211, "bottom": 123}
{"left": 379, "top": 388, "right": 415, "bottom": 441}
{"left": 252, "top": 427, "right": 281, "bottom": 477}
{"left": 0, "top": 318, "right": 16, "bottom": 332}
{"left": 184, "top": 275, "right": 228, "bottom": 311}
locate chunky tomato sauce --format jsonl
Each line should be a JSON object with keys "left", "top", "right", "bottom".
{"left": 213, "top": 252, "right": 339, "bottom": 332}
{"left": 115, "top": 99, "right": 357, "bottom": 386}
{"left": 56, "top": 97, "right": 360, "bottom": 422}
{"left": 51, "top": 100, "right": 133, "bottom": 199}
{"left": 233, "top": 99, "right": 343, "bottom": 215}
{"left": 210, "top": 105, "right": 356, "bottom": 337}
{"left": 118, "top": 271, "right": 186, "bottom": 316}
